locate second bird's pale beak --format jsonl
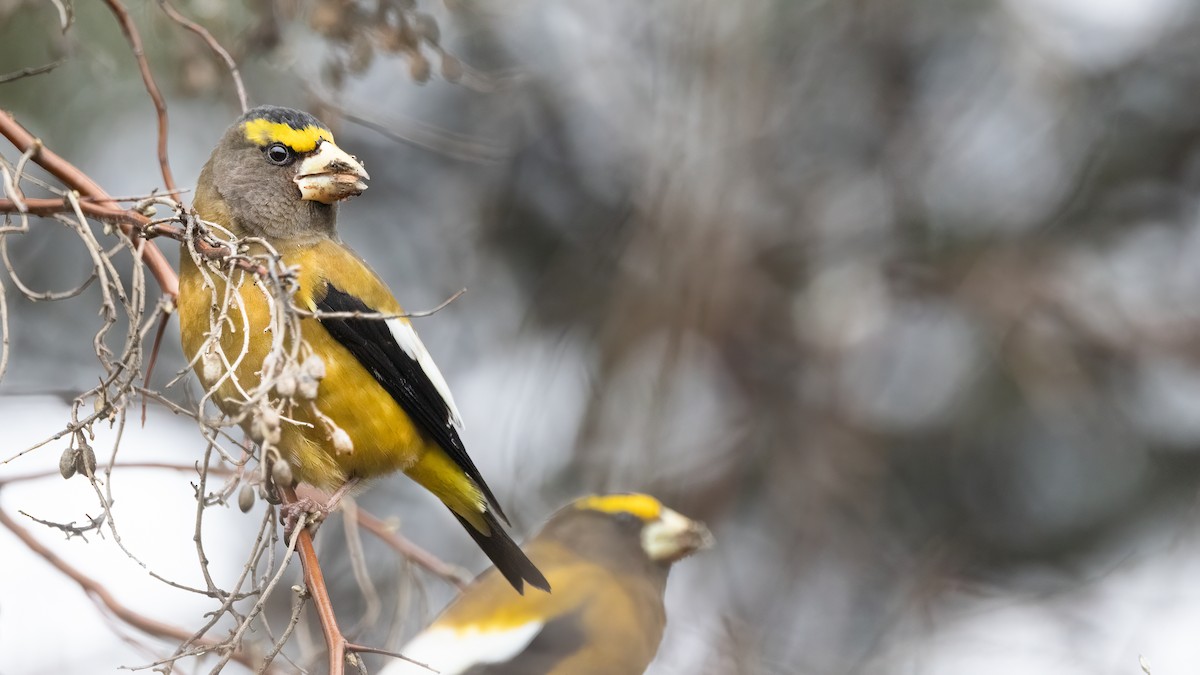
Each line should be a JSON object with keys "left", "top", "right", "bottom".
{"left": 295, "top": 140, "right": 370, "bottom": 204}
{"left": 641, "top": 508, "right": 715, "bottom": 563}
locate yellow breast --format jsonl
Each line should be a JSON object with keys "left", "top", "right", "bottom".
{"left": 177, "top": 239, "right": 425, "bottom": 489}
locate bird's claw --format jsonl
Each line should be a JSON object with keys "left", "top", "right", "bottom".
{"left": 280, "top": 497, "right": 328, "bottom": 539}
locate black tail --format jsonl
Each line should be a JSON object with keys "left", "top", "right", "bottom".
{"left": 452, "top": 509, "right": 550, "bottom": 594}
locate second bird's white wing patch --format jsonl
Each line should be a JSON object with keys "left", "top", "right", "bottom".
{"left": 386, "top": 317, "right": 464, "bottom": 429}
{"left": 379, "top": 622, "right": 544, "bottom": 675}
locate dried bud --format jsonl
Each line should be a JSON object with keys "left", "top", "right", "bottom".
{"left": 302, "top": 355, "right": 326, "bottom": 380}
{"left": 260, "top": 406, "right": 281, "bottom": 429}
{"left": 250, "top": 411, "right": 281, "bottom": 446}
{"left": 412, "top": 13, "right": 440, "bottom": 43}
{"left": 409, "top": 52, "right": 431, "bottom": 83}
{"left": 77, "top": 445, "right": 97, "bottom": 477}
{"left": 255, "top": 424, "right": 280, "bottom": 446}
{"left": 59, "top": 447, "right": 79, "bottom": 479}
{"left": 441, "top": 54, "right": 463, "bottom": 83}
{"left": 201, "top": 349, "right": 222, "bottom": 383}
{"left": 273, "top": 373, "right": 297, "bottom": 398}
{"left": 238, "top": 483, "right": 256, "bottom": 513}
{"left": 271, "top": 459, "right": 294, "bottom": 489}
{"left": 331, "top": 427, "right": 354, "bottom": 455}
{"left": 297, "top": 374, "right": 320, "bottom": 400}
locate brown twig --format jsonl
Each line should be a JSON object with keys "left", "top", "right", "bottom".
{"left": 0, "top": 110, "right": 179, "bottom": 297}
{"left": 101, "top": 0, "right": 178, "bottom": 195}
{"left": 158, "top": 0, "right": 249, "bottom": 113}
{"left": 0, "top": 461, "right": 231, "bottom": 487}
{"left": 341, "top": 499, "right": 383, "bottom": 636}
{"left": 356, "top": 508, "right": 471, "bottom": 589}
{"left": 141, "top": 298, "right": 174, "bottom": 425}
{"left": 0, "top": 506, "right": 263, "bottom": 671}
{"left": 0, "top": 196, "right": 145, "bottom": 225}
{"left": 276, "top": 485, "right": 446, "bottom": 667}
{"left": 0, "top": 59, "right": 66, "bottom": 84}
{"left": 0, "top": 197, "right": 264, "bottom": 282}
{"left": 281, "top": 484, "right": 350, "bottom": 675}
{"left": 1, "top": 9, "right": 468, "bottom": 665}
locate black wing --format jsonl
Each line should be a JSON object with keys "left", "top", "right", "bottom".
{"left": 314, "top": 283, "right": 507, "bottom": 522}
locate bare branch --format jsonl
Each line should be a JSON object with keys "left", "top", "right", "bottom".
{"left": 101, "top": 0, "right": 178, "bottom": 195}
{"left": 158, "top": 0, "right": 249, "bottom": 113}
{"left": 0, "top": 506, "right": 264, "bottom": 671}
{"left": 0, "top": 58, "right": 66, "bottom": 84}
{"left": 355, "top": 507, "right": 471, "bottom": 589}
{"left": 0, "top": 110, "right": 179, "bottom": 297}
{"left": 281, "top": 485, "right": 351, "bottom": 675}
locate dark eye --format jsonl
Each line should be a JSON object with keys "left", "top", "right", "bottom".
{"left": 264, "top": 143, "right": 294, "bottom": 166}
{"left": 614, "top": 512, "right": 640, "bottom": 527}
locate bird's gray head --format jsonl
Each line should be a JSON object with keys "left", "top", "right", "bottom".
{"left": 195, "top": 105, "right": 369, "bottom": 243}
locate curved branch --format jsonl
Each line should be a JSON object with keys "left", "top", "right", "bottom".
{"left": 0, "top": 110, "right": 179, "bottom": 298}
{"left": 0, "top": 506, "right": 268, "bottom": 672}
{"left": 102, "top": 0, "right": 178, "bottom": 194}
{"left": 356, "top": 508, "right": 470, "bottom": 589}
{"left": 0, "top": 197, "right": 145, "bottom": 225}
{"left": 281, "top": 485, "right": 349, "bottom": 675}
{"left": 158, "top": 0, "right": 249, "bottom": 113}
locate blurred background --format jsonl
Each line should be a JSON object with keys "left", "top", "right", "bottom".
{"left": 4, "top": 0, "right": 1200, "bottom": 672}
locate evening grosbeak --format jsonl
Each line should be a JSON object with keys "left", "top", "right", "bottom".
{"left": 381, "top": 493, "right": 713, "bottom": 675}
{"left": 178, "top": 105, "right": 547, "bottom": 593}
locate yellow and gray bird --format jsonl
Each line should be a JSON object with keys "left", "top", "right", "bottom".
{"left": 381, "top": 494, "right": 712, "bottom": 675}
{"left": 178, "top": 105, "right": 547, "bottom": 593}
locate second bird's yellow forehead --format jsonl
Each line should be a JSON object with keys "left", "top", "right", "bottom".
{"left": 242, "top": 118, "right": 333, "bottom": 153}
{"left": 575, "top": 494, "right": 664, "bottom": 522}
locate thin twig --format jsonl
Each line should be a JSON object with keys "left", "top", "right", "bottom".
{"left": 292, "top": 287, "right": 467, "bottom": 321}
{"left": 0, "top": 110, "right": 179, "bottom": 297}
{"left": 341, "top": 498, "right": 383, "bottom": 636}
{"left": 329, "top": 102, "right": 511, "bottom": 164}
{"left": 0, "top": 506, "right": 263, "bottom": 670}
{"left": 158, "top": 0, "right": 249, "bottom": 113}
{"left": 0, "top": 58, "right": 66, "bottom": 84}
{"left": 140, "top": 298, "right": 174, "bottom": 425}
{"left": 101, "top": 0, "right": 178, "bottom": 195}
{"left": 345, "top": 643, "right": 437, "bottom": 672}
{"left": 356, "top": 508, "right": 471, "bottom": 589}
{"left": 257, "top": 585, "right": 307, "bottom": 674}
{"left": 0, "top": 196, "right": 145, "bottom": 225}
{"left": 281, "top": 484, "right": 349, "bottom": 675}
{"left": 47, "top": 0, "right": 72, "bottom": 31}
{"left": 0, "top": 271, "right": 8, "bottom": 382}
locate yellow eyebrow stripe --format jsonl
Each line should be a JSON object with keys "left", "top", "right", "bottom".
{"left": 574, "top": 494, "right": 663, "bottom": 522}
{"left": 242, "top": 119, "right": 332, "bottom": 153}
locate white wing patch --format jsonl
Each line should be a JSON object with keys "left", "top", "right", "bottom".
{"left": 386, "top": 317, "right": 464, "bottom": 429}
{"left": 379, "top": 622, "right": 544, "bottom": 675}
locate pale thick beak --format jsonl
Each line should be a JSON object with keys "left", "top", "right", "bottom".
{"left": 641, "top": 507, "right": 714, "bottom": 563}
{"left": 295, "top": 140, "right": 370, "bottom": 204}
